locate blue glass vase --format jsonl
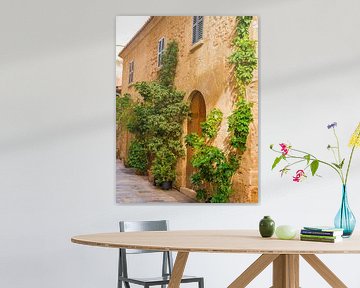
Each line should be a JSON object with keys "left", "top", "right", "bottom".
{"left": 334, "top": 185, "right": 356, "bottom": 237}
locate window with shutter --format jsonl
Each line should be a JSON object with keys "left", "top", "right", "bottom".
{"left": 157, "top": 37, "right": 165, "bottom": 67}
{"left": 192, "top": 16, "right": 204, "bottom": 44}
{"left": 128, "top": 60, "right": 134, "bottom": 84}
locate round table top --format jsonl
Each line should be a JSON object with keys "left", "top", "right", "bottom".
{"left": 71, "top": 230, "right": 360, "bottom": 254}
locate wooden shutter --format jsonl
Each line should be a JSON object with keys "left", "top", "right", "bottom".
{"left": 192, "top": 16, "right": 198, "bottom": 44}
{"left": 198, "top": 16, "right": 203, "bottom": 40}
{"left": 192, "top": 16, "right": 204, "bottom": 44}
{"left": 158, "top": 37, "right": 165, "bottom": 67}
{"left": 131, "top": 61, "right": 134, "bottom": 83}
{"left": 128, "top": 61, "right": 134, "bottom": 83}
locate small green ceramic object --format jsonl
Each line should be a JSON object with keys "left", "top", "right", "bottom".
{"left": 275, "top": 225, "right": 297, "bottom": 240}
{"left": 259, "top": 216, "right": 275, "bottom": 238}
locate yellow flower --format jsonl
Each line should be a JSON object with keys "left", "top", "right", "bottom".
{"left": 349, "top": 122, "right": 360, "bottom": 148}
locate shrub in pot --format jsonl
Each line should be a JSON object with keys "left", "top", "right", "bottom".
{"left": 151, "top": 148, "right": 176, "bottom": 190}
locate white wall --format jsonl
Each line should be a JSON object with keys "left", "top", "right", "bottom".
{"left": 1, "top": 0, "right": 360, "bottom": 287}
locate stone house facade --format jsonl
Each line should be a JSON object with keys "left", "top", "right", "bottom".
{"left": 119, "top": 16, "right": 258, "bottom": 203}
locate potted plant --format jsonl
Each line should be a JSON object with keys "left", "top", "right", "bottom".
{"left": 151, "top": 148, "right": 177, "bottom": 190}
{"left": 270, "top": 122, "right": 360, "bottom": 237}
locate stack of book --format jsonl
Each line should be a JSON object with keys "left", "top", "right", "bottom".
{"left": 300, "top": 226, "right": 344, "bottom": 243}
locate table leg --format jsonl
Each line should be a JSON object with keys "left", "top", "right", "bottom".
{"left": 168, "top": 252, "right": 189, "bottom": 288}
{"left": 228, "top": 254, "right": 279, "bottom": 288}
{"left": 301, "top": 254, "right": 347, "bottom": 288}
{"left": 272, "top": 254, "right": 299, "bottom": 288}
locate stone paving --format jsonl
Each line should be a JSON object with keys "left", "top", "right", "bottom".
{"left": 116, "top": 160, "right": 196, "bottom": 203}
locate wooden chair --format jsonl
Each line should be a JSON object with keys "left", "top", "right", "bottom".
{"left": 118, "top": 220, "right": 204, "bottom": 288}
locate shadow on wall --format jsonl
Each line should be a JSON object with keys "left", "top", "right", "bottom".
{"left": 264, "top": 57, "right": 360, "bottom": 92}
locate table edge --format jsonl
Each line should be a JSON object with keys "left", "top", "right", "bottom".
{"left": 71, "top": 237, "right": 360, "bottom": 255}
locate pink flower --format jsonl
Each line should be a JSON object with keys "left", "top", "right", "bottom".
{"left": 293, "top": 170, "right": 305, "bottom": 182}
{"left": 279, "top": 143, "right": 289, "bottom": 155}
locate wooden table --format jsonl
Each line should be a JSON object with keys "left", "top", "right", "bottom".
{"left": 71, "top": 230, "right": 360, "bottom": 288}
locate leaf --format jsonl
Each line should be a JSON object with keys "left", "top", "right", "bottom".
{"left": 280, "top": 167, "right": 290, "bottom": 177}
{"left": 332, "top": 163, "right": 341, "bottom": 169}
{"left": 304, "top": 154, "right": 311, "bottom": 164}
{"left": 310, "top": 160, "right": 319, "bottom": 176}
{"left": 332, "top": 159, "right": 345, "bottom": 169}
{"left": 272, "top": 156, "right": 282, "bottom": 170}
{"left": 339, "top": 158, "right": 345, "bottom": 169}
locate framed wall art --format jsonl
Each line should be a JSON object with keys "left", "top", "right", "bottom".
{"left": 116, "top": 16, "right": 259, "bottom": 204}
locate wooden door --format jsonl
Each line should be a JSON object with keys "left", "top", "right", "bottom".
{"left": 186, "top": 91, "right": 206, "bottom": 188}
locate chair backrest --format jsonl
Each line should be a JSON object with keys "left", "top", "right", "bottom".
{"left": 120, "top": 220, "right": 168, "bottom": 232}
{"left": 118, "top": 220, "right": 174, "bottom": 283}
{"left": 119, "top": 220, "right": 169, "bottom": 254}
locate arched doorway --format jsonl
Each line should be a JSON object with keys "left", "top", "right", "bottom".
{"left": 186, "top": 91, "right": 206, "bottom": 188}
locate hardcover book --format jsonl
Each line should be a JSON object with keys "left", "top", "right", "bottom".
{"left": 301, "top": 229, "right": 343, "bottom": 237}
{"left": 300, "top": 234, "right": 341, "bottom": 240}
{"left": 300, "top": 236, "right": 343, "bottom": 243}
{"left": 303, "top": 226, "right": 344, "bottom": 232}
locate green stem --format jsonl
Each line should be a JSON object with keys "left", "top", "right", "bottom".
{"left": 333, "top": 128, "right": 345, "bottom": 181}
{"left": 345, "top": 130, "right": 360, "bottom": 185}
{"left": 284, "top": 159, "right": 306, "bottom": 169}
{"left": 345, "top": 145, "right": 356, "bottom": 185}
{"left": 333, "top": 129, "right": 341, "bottom": 161}
{"left": 290, "top": 148, "right": 317, "bottom": 159}
{"left": 330, "top": 148, "right": 338, "bottom": 164}
{"left": 291, "top": 156, "right": 343, "bottom": 180}
{"left": 271, "top": 148, "right": 343, "bottom": 182}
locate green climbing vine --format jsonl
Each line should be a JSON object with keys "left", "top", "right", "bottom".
{"left": 116, "top": 93, "right": 134, "bottom": 128}
{"left": 200, "top": 108, "right": 223, "bottom": 139}
{"left": 228, "top": 98, "right": 253, "bottom": 152}
{"left": 185, "top": 109, "right": 239, "bottom": 203}
{"left": 127, "top": 139, "right": 149, "bottom": 174}
{"left": 228, "top": 16, "right": 257, "bottom": 153}
{"left": 132, "top": 80, "right": 188, "bottom": 185}
{"left": 119, "top": 40, "right": 189, "bottom": 185}
{"left": 158, "top": 41, "right": 178, "bottom": 88}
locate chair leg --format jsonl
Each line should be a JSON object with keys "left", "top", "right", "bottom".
{"left": 198, "top": 278, "right": 204, "bottom": 288}
{"left": 118, "top": 250, "right": 123, "bottom": 288}
{"left": 161, "top": 252, "right": 168, "bottom": 288}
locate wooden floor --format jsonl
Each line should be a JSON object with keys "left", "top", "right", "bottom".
{"left": 116, "top": 160, "right": 196, "bottom": 203}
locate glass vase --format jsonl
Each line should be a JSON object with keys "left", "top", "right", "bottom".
{"left": 334, "top": 185, "right": 356, "bottom": 237}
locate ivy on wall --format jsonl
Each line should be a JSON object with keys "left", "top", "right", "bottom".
{"left": 228, "top": 98, "right": 253, "bottom": 152}
{"left": 185, "top": 109, "right": 239, "bottom": 203}
{"left": 116, "top": 93, "right": 134, "bottom": 129}
{"left": 127, "top": 139, "right": 149, "bottom": 174}
{"left": 228, "top": 16, "right": 257, "bottom": 153}
{"left": 158, "top": 41, "right": 179, "bottom": 88}
{"left": 118, "top": 40, "right": 189, "bottom": 183}
{"left": 132, "top": 80, "right": 188, "bottom": 184}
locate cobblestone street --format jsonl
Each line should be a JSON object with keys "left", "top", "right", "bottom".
{"left": 116, "top": 160, "right": 195, "bottom": 203}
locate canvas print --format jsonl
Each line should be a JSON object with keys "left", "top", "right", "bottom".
{"left": 116, "top": 16, "right": 258, "bottom": 203}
